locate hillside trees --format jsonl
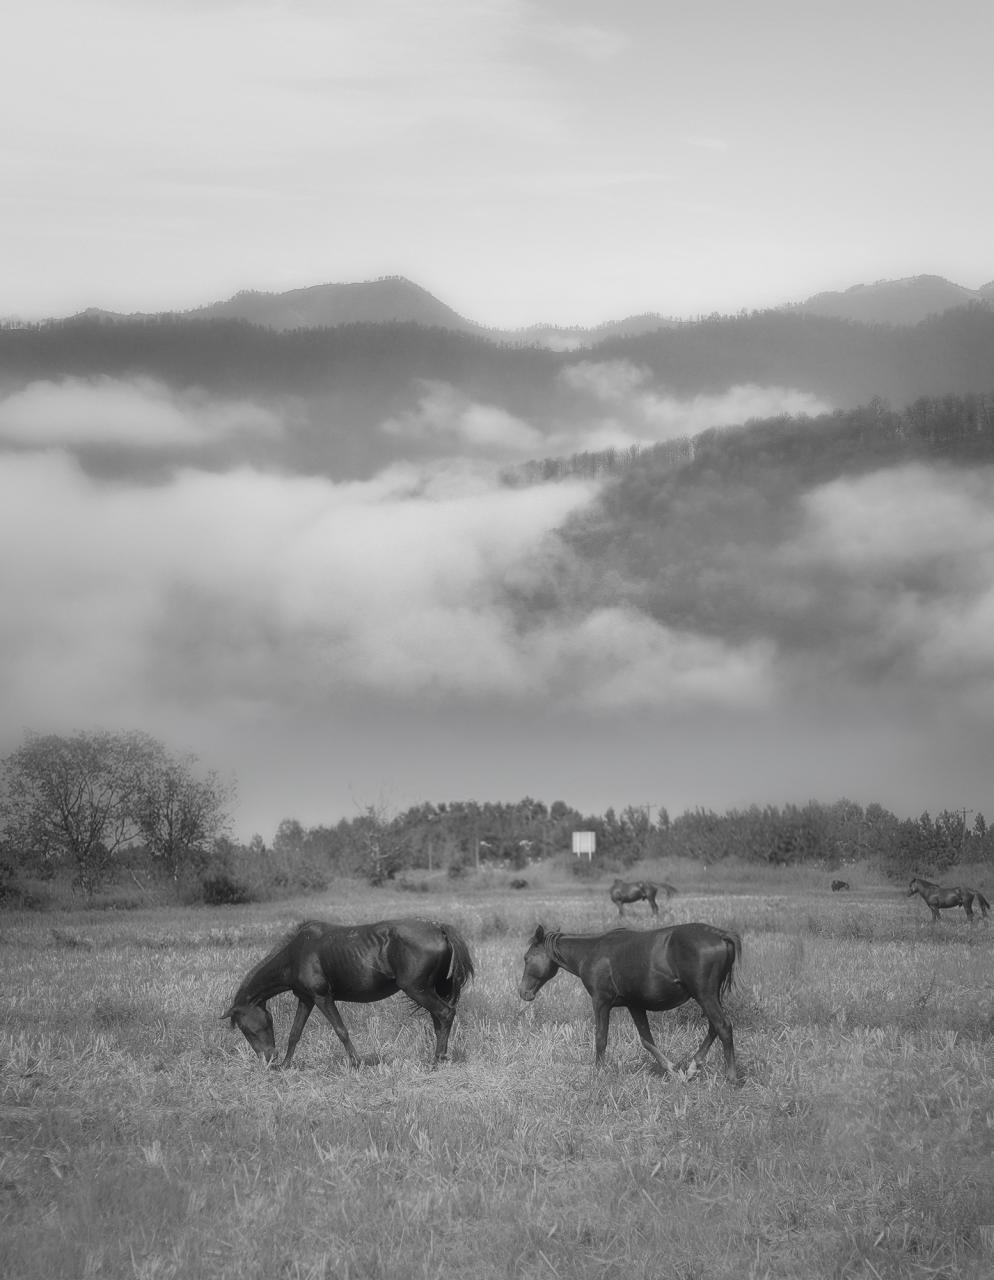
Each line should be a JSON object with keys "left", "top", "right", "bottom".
{"left": 0, "top": 730, "right": 232, "bottom": 894}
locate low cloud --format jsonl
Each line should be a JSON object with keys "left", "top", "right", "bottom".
{"left": 0, "top": 377, "right": 281, "bottom": 448}
{"left": 381, "top": 368, "right": 834, "bottom": 469}
{"left": 381, "top": 381, "right": 542, "bottom": 457}
{"left": 559, "top": 360, "right": 832, "bottom": 447}
{"left": 778, "top": 464, "right": 994, "bottom": 694}
{"left": 0, "top": 444, "right": 783, "bottom": 747}
{"left": 526, "top": 608, "right": 775, "bottom": 711}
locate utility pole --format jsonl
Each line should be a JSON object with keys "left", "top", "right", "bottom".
{"left": 642, "top": 804, "right": 655, "bottom": 859}
{"left": 959, "top": 808, "right": 974, "bottom": 855}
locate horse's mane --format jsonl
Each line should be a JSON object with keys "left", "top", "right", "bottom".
{"left": 228, "top": 920, "right": 316, "bottom": 1010}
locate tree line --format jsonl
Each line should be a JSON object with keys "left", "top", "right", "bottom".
{"left": 2, "top": 731, "right": 990, "bottom": 906}
{"left": 4, "top": 305, "right": 994, "bottom": 425}
{"left": 503, "top": 391, "right": 994, "bottom": 489}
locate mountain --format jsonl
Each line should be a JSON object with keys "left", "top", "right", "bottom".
{"left": 188, "top": 275, "right": 484, "bottom": 334}
{"left": 17, "top": 271, "right": 990, "bottom": 342}
{"left": 792, "top": 274, "right": 991, "bottom": 326}
{"left": 170, "top": 283, "right": 681, "bottom": 347}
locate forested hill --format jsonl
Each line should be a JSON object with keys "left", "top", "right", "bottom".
{"left": 522, "top": 390, "right": 994, "bottom": 681}
{"left": 2, "top": 306, "right": 993, "bottom": 483}
{"left": 3, "top": 304, "right": 994, "bottom": 408}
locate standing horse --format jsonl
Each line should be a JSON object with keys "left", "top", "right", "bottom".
{"left": 518, "top": 922, "right": 741, "bottom": 1084}
{"left": 907, "top": 877, "right": 991, "bottom": 922}
{"left": 609, "top": 878, "right": 675, "bottom": 917}
{"left": 222, "top": 918, "right": 473, "bottom": 1068}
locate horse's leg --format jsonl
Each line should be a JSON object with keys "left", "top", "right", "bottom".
{"left": 403, "top": 986, "right": 456, "bottom": 1061}
{"left": 592, "top": 999, "right": 612, "bottom": 1066}
{"left": 616, "top": 901, "right": 625, "bottom": 917}
{"left": 691, "top": 995, "right": 738, "bottom": 1085}
{"left": 929, "top": 900, "right": 941, "bottom": 922}
{"left": 648, "top": 892, "right": 659, "bottom": 917}
{"left": 311, "top": 994, "right": 362, "bottom": 1068}
{"left": 627, "top": 1007, "right": 678, "bottom": 1075}
{"left": 963, "top": 894, "right": 974, "bottom": 921}
{"left": 279, "top": 996, "right": 314, "bottom": 1069}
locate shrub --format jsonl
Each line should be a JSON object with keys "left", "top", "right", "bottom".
{"left": 197, "top": 870, "right": 255, "bottom": 906}
{"left": 567, "top": 855, "right": 601, "bottom": 880}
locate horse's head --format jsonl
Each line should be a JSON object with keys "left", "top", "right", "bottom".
{"left": 221, "top": 1001, "right": 277, "bottom": 1064}
{"left": 907, "top": 878, "right": 920, "bottom": 896}
{"left": 518, "top": 924, "right": 559, "bottom": 1002}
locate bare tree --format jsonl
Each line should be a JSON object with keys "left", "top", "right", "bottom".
{"left": 131, "top": 745, "right": 233, "bottom": 881}
{"left": 0, "top": 730, "right": 150, "bottom": 895}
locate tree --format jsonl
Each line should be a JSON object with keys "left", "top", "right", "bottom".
{"left": 272, "top": 818, "right": 306, "bottom": 858}
{"left": 0, "top": 730, "right": 149, "bottom": 895}
{"left": 131, "top": 745, "right": 233, "bottom": 880}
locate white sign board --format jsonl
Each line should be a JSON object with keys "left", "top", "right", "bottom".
{"left": 572, "top": 831, "right": 596, "bottom": 859}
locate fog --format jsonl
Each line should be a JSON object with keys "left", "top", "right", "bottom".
{"left": 2, "top": 377, "right": 993, "bottom": 838}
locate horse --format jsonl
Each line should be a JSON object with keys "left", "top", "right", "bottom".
{"left": 518, "top": 922, "right": 741, "bottom": 1084}
{"left": 222, "top": 918, "right": 474, "bottom": 1068}
{"left": 831, "top": 880, "right": 850, "bottom": 892}
{"left": 609, "top": 878, "right": 675, "bottom": 917}
{"left": 907, "top": 877, "right": 991, "bottom": 922}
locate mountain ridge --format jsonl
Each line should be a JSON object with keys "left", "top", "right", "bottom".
{"left": 12, "top": 272, "right": 991, "bottom": 344}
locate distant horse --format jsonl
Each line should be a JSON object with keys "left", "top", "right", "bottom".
{"left": 831, "top": 880, "right": 850, "bottom": 892}
{"left": 222, "top": 918, "right": 474, "bottom": 1068}
{"left": 609, "top": 878, "right": 675, "bottom": 917}
{"left": 907, "top": 877, "right": 991, "bottom": 922}
{"left": 518, "top": 922, "right": 741, "bottom": 1084}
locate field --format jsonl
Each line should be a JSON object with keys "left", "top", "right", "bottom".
{"left": 2, "top": 864, "right": 993, "bottom": 1280}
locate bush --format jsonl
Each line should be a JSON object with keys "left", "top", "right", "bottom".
{"left": 567, "top": 855, "right": 601, "bottom": 880}
{"left": 197, "top": 870, "right": 255, "bottom": 906}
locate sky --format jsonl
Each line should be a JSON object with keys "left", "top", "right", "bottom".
{"left": 3, "top": 0, "right": 993, "bottom": 328}
{"left": 3, "top": 1, "right": 994, "bottom": 842}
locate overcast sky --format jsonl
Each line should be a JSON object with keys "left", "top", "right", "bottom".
{"left": 4, "top": 0, "right": 993, "bottom": 327}
{"left": 4, "top": 1, "right": 994, "bottom": 841}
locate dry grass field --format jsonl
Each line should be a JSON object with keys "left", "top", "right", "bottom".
{"left": 2, "top": 865, "right": 993, "bottom": 1279}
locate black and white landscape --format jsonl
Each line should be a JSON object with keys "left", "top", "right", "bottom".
{"left": 4, "top": 0, "right": 994, "bottom": 837}
{"left": 3, "top": 276, "right": 994, "bottom": 834}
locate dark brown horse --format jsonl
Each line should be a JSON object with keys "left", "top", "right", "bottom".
{"left": 518, "top": 922, "right": 741, "bottom": 1084}
{"left": 609, "top": 878, "right": 675, "bottom": 917}
{"left": 907, "top": 877, "right": 991, "bottom": 922}
{"left": 222, "top": 918, "right": 473, "bottom": 1067}
{"left": 831, "top": 880, "right": 850, "bottom": 892}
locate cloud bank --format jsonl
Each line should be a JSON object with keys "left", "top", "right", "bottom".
{"left": 381, "top": 366, "right": 834, "bottom": 466}
{"left": 4, "top": 398, "right": 994, "bottom": 835}
{"left": 559, "top": 360, "right": 833, "bottom": 448}
{"left": 0, "top": 377, "right": 280, "bottom": 448}
{"left": 0, "top": 447, "right": 777, "bottom": 746}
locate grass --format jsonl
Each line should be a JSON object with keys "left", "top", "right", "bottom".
{"left": 2, "top": 871, "right": 994, "bottom": 1278}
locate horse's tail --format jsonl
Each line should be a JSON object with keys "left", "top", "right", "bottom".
{"left": 974, "top": 890, "right": 990, "bottom": 917}
{"left": 717, "top": 929, "right": 742, "bottom": 1000}
{"left": 436, "top": 924, "right": 475, "bottom": 1004}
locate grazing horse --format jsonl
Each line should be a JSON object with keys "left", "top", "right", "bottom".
{"left": 831, "top": 880, "right": 850, "bottom": 892}
{"left": 907, "top": 877, "right": 990, "bottom": 922}
{"left": 222, "top": 918, "right": 473, "bottom": 1068}
{"left": 518, "top": 922, "right": 741, "bottom": 1084}
{"left": 609, "top": 878, "right": 675, "bottom": 917}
